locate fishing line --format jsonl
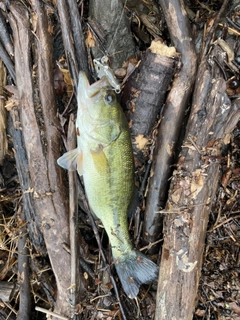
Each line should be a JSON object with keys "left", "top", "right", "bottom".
{"left": 107, "top": 0, "right": 128, "bottom": 56}
{"left": 92, "top": 0, "right": 128, "bottom": 92}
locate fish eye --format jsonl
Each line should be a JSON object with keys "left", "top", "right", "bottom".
{"left": 104, "top": 92, "right": 115, "bottom": 105}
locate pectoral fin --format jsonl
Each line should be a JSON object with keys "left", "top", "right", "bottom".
{"left": 90, "top": 145, "right": 109, "bottom": 175}
{"left": 57, "top": 148, "right": 83, "bottom": 175}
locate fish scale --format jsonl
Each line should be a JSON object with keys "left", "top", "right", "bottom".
{"left": 57, "top": 71, "right": 159, "bottom": 298}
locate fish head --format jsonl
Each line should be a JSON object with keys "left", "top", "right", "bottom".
{"left": 77, "top": 72, "right": 122, "bottom": 145}
{"left": 77, "top": 71, "right": 119, "bottom": 120}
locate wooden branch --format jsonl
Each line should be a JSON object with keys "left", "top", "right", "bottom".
{"left": 0, "top": 59, "right": 7, "bottom": 165}
{"left": 0, "top": 41, "right": 15, "bottom": 82}
{"left": 0, "top": 282, "right": 15, "bottom": 302}
{"left": 0, "top": 307, "right": 16, "bottom": 320}
{"left": 155, "top": 54, "right": 240, "bottom": 319}
{"left": 0, "top": 10, "right": 15, "bottom": 82}
{"left": 122, "top": 39, "right": 177, "bottom": 158}
{"left": 57, "top": 0, "right": 91, "bottom": 87}
{"left": 143, "top": 0, "right": 197, "bottom": 251}
{"left": 9, "top": 2, "right": 71, "bottom": 317}
{"left": 17, "top": 210, "right": 31, "bottom": 320}
{"left": 66, "top": 0, "right": 90, "bottom": 79}
{"left": 0, "top": 10, "right": 14, "bottom": 57}
{"left": 201, "top": 0, "right": 229, "bottom": 58}
{"left": 67, "top": 114, "right": 81, "bottom": 316}
{"left": 8, "top": 106, "right": 45, "bottom": 254}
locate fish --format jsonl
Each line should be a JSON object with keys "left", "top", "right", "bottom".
{"left": 57, "top": 71, "right": 159, "bottom": 298}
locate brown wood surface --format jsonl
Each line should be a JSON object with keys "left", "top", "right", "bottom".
{"left": 0, "top": 60, "right": 7, "bottom": 165}
{"left": 17, "top": 210, "right": 31, "bottom": 320}
{"left": 0, "top": 308, "right": 16, "bottom": 320}
{"left": 143, "top": 0, "right": 197, "bottom": 252}
{"left": 155, "top": 50, "right": 240, "bottom": 319}
{"left": 0, "top": 281, "right": 15, "bottom": 302}
{"left": 122, "top": 40, "right": 177, "bottom": 159}
{"left": 57, "top": 0, "right": 91, "bottom": 87}
{"left": 9, "top": 2, "right": 71, "bottom": 317}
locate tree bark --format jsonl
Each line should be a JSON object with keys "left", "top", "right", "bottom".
{"left": 57, "top": 0, "right": 91, "bottom": 87}
{"left": 143, "top": 0, "right": 197, "bottom": 252}
{"left": 155, "top": 50, "right": 240, "bottom": 319}
{"left": 0, "top": 282, "right": 15, "bottom": 302}
{"left": 17, "top": 210, "right": 31, "bottom": 320}
{"left": 122, "top": 40, "right": 177, "bottom": 160}
{"left": 9, "top": 2, "right": 71, "bottom": 317}
{"left": 0, "top": 60, "right": 7, "bottom": 165}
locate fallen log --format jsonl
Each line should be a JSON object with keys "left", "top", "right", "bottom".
{"left": 155, "top": 46, "right": 240, "bottom": 320}
{"left": 122, "top": 39, "right": 178, "bottom": 160}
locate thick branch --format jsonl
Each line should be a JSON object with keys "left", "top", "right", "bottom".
{"left": 9, "top": 2, "right": 71, "bottom": 316}
{"left": 66, "top": 0, "right": 90, "bottom": 79}
{"left": 155, "top": 56, "right": 240, "bottom": 319}
{"left": 143, "top": 0, "right": 197, "bottom": 250}
{"left": 122, "top": 40, "right": 177, "bottom": 158}
{"left": 57, "top": 0, "right": 91, "bottom": 87}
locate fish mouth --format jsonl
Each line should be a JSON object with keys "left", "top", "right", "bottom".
{"left": 78, "top": 71, "right": 113, "bottom": 100}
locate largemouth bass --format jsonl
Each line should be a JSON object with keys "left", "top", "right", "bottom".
{"left": 57, "top": 72, "right": 159, "bottom": 298}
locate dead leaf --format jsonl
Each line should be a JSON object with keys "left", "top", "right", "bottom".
{"left": 31, "top": 13, "right": 38, "bottom": 33}
{"left": 56, "top": 64, "right": 73, "bottom": 96}
{"left": 4, "top": 86, "right": 19, "bottom": 111}
{"left": 5, "top": 98, "right": 19, "bottom": 111}
{"left": 54, "top": 65, "right": 66, "bottom": 95}
{"left": 221, "top": 168, "right": 232, "bottom": 189}
{"left": 195, "top": 309, "right": 206, "bottom": 317}
{"left": 85, "top": 28, "right": 96, "bottom": 48}
{"left": 171, "top": 188, "right": 182, "bottom": 204}
{"left": 134, "top": 134, "right": 148, "bottom": 150}
{"left": 190, "top": 169, "right": 204, "bottom": 198}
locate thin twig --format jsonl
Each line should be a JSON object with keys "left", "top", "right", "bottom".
{"left": 17, "top": 208, "right": 31, "bottom": 320}
{"left": 201, "top": 0, "right": 229, "bottom": 59}
{"left": 67, "top": 114, "right": 79, "bottom": 318}
{"left": 35, "top": 307, "right": 68, "bottom": 320}
{"left": 209, "top": 214, "right": 240, "bottom": 231}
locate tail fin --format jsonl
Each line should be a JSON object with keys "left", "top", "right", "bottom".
{"left": 114, "top": 250, "right": 159, "bottom": 299}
